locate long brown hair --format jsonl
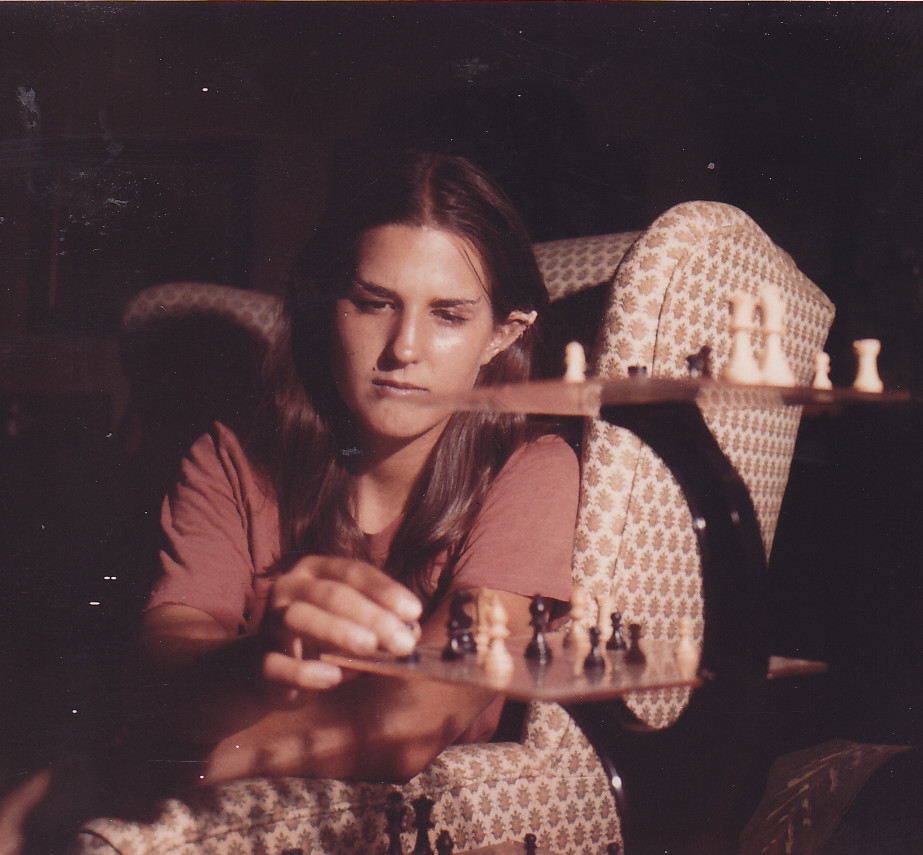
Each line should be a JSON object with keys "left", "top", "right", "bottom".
{"left": 252, "top": 151, "right": 550, "bottom": 608}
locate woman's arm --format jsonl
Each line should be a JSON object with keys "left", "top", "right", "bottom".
{"left": 131, "top": 555, "right": 423, "bottom": 751}
{"left": 200, "top": 587, "right": 533, "bottom": 785}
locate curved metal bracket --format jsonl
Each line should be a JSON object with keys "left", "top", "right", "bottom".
{"left": 564, "top": 402, "right": 770, "bottom": 854}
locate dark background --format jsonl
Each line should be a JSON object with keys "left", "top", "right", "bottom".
{"left": 1, "top": 0, "right": 921, "bottom": 806}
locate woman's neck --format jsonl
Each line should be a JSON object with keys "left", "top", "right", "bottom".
{"left": 353, "top": 428, "right": 442, "bottom": 535}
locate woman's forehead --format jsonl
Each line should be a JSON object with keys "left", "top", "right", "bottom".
{"left": 355, "top": 224, "right": 490, "bottom": 299}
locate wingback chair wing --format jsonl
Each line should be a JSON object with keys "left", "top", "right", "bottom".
{"left": 573, "top": 201, "right": 835, "bottom": 731}
{"left": 74, "top": 201, "right": 834, "bottom": 855}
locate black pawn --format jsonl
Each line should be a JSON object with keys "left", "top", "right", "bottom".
{"left": 525, "top": 594, "right": 552, "bottom": 664}
{"left": 382, "top": 792, "right": 406, "bottom": 855}
{"left": 442, "top": 592, "right": 476, "bottom": 660}
{"left": 584, "top": 625, "right": 605, "bottom": 672}
{"left": 625, "top": 623, "right": 646, "bottom": 665}
{"left": 524, "top": 833, "right": 538, "bottom": 855}
{"left": 435, "top": 830, "right": 454, "bottom": 855}
{"left": 410, "top": 795, "right": 435, "bottom": 855}
{"left": 606, "top": 611, "right": 627, "bottom": 652}
{"left": 399, "top": 622, "right": 420, "bottom": 663}
{"left": 685, "top": 344, "right": 713, "bottom": 379}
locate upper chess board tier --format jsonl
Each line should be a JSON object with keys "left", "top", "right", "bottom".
{"left": 421, "top": 375, "right": 912, "bottom": 419}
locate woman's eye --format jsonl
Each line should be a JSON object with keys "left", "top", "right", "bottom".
{"left": 354, "top": 298, "right": 392, "bottom": 313}
{"left": 434, "top": 310, "right": 467, "bottom": 325}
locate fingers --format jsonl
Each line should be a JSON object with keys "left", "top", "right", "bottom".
{"left": 286, "top": 557, "right": 422, "bottom": 624}
{"left": 262, "top": 651, "right": 343, "bottom": 692}
{"left": 260, "top": 556, "right": 422, "bottom": 693}
{"left": 283, "top": 587, "right": 417, "bottom": 657}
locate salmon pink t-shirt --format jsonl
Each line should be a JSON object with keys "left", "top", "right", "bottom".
{"left": 149, "top": 422, "right": 578, "bottom": 742}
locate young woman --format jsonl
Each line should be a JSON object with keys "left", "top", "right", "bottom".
{"left": 132, "top": 151, "right": 579, "bottom": 787}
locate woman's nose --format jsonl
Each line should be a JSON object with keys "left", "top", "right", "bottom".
{"left": 386, "top": 312, "right": 422, "bottom": 364}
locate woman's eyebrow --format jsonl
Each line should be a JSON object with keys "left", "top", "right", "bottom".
{"left": 352, "top": 277, "right": 483, "bottom": 309}
{"left": 431, "top": 296, "right": 483, "bottom": 309}
{"left": 352, "top": 278, "right": 396, "bottom": 299}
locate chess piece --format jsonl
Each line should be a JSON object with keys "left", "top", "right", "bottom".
{"left": 722, "top": 292, "right": 762, "bottom": 384}
{"left": 759, "top": 285, "right": 796, "bottom": 386}
{"left": 674, "top": 616, "right": 700, "bottom": 679}
{"left": 564, "top": 341, "right": 587, "bottom": 383}
{"left": 583, "top": 625, "right": 606, "bottom": 673}
{"left": 596, "top": 593, "right": 614, "bottom": 645}
{"left": 606, "top": 610, "right": 627, "bottom": 652}
{"left": 524, "top": 833, "right": 538, "bottom": 855}
{"left": 525, "top": 594, "right": 552, "bottom": 664}
{"left": 399, "top": 621, "right": 422, "bottom": 663}
{"left": 563, "top": 585, "right": 590, "bottom": 651}
{"left": 852, "top": 338, "right": 884, "bottom": 393}
{"left": 443, "top": 592, "right": 476, "bottom": 660}
{"left": 383, "top": 792, "right": 406, "bottom": 855}
{"left": 624, "top": 623, "right": 646, "bottom": 665}
{"left": 435, "top": 830, "right": 454, "bottom": 855}
{"left": 411, "top": 795, "right": 435, "bottom": 855}
{"left": 685, "top": 345, "right": 713, "bottom": 379}
{"left": 474, "top": 589, "right": 491, "bottom": 661}
{"left": 812, "top": 351, "right": 833, "bottom": 390}
{"left": 483, "top": 595, "right": 514, "bottom": 679}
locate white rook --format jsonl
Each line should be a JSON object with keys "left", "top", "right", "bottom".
{"left": 759, "top": 285, "right": 796, "bottom": 387}
{"left": 722, "top": 292, "right": 762, "bottom": 384}
{"left": 852, "top": 338, "right": 883, "bottom": 393}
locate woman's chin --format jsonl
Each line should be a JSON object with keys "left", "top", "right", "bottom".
{"left": 360, "top": 413, "right": 452, "bottom": 450}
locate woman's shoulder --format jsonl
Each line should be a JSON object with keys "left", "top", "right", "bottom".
{"left": 495, "top": 433, "right": 578, "bottom": 487}
{"left": 184, "top": 421, "right": 249, "bottom": 469}
{"left": 183, "top": 422, "right": 272, "bottom": 496}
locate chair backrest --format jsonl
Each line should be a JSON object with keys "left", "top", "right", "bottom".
{"left": 119, "top": 282, "right": 280, "bottom": 469}
{"left": 540, "top": 202, "right": 835, "bottom": 728}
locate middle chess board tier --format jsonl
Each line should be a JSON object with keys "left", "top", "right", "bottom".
{"left": 320, "top": 634, "right": 824, "bottom": 704}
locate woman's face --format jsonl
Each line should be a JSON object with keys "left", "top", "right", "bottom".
{"left": 331, "top": 224, "right": 527, "bottom": 452}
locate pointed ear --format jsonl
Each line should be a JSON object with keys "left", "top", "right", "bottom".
{"left": 480, "top": 310, "right": 538, "bottom": 366}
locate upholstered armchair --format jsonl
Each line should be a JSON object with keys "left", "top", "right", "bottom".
{"left": 75, "top": 202, "right": 834, "bottom": 854}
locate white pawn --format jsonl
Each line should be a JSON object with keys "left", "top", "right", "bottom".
{"left": 483, "top": 595, "right": 514, "bottom": 679}
{"left": 474, "top": 588, "right": 492, "bottom": 662}
{"left": 759, "top": 286, "right": 796, "bottom": 387}
{"left": 852, "top": 339, "right": 884, "bottom": 393}
{"left": 674, "top": 616, "right": 700, "bottom": 679}
{"left": 812, "top": 351, "right": 833, "bottom": 390}
{"left": 564, "top": 341, "right": 587, "bottom": 383}
{"left": 563, "top": 585, "right": 591, "bottom": 651}
{"left": 596, "top": 592, "right": 614, "bottom": 645}
{"left": 722, "top": 292, "right": 762, "bottom": 384}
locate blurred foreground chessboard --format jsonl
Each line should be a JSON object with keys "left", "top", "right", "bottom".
{"left": 458, "top": 845, "right": 562, "bottom": 854}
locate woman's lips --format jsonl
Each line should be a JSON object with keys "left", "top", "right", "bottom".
{"left": 371, "top": 379, "right": 429, "bottom": 396}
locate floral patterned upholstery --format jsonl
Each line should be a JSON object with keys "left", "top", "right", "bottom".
{"left": 78, "top": 202, "right": 835, "bottom": 853}
{"left": 121, "top": 282, "right": 281, "bottom": 344}
{"left": 74, "top": 705, "right": 617, "bottom": 855}
{"left": 570, "top": 201, "right": 835, "bottom": 728}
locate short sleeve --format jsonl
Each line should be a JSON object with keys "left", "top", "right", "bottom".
{"left": 148, "top": 424, "right": 280, "bottom": 636}
{"left": 451, "top": 435, "right": 578, "bottom": 602}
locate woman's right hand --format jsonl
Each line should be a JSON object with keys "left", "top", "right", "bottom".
{"left": 259, "top": 555, "right": 422, "bottom": 693}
